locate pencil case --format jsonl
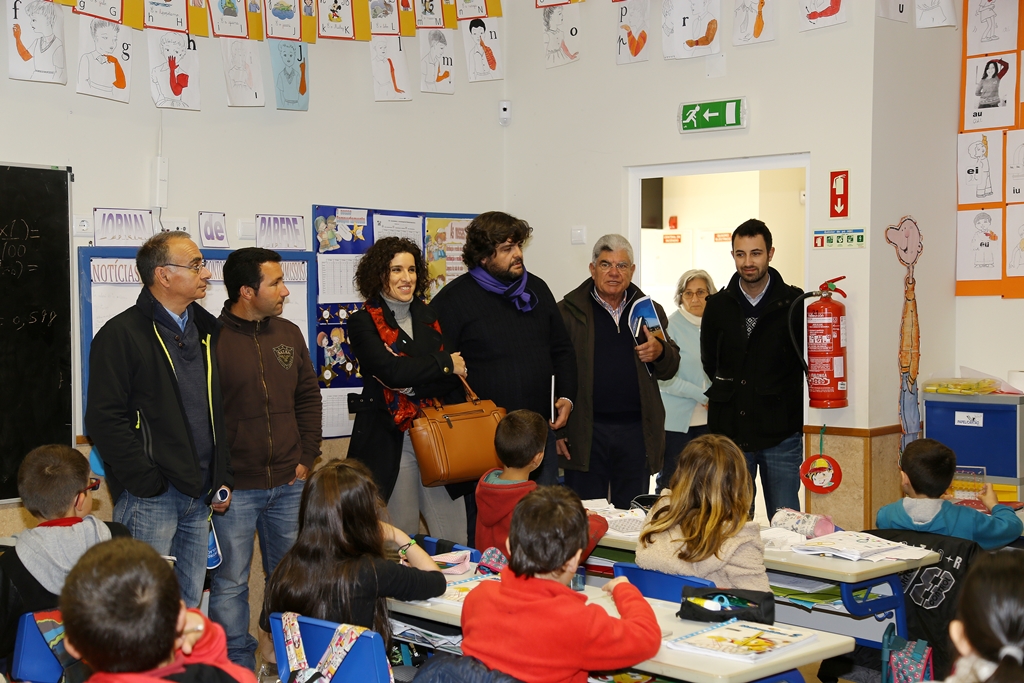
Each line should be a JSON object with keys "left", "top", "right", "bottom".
{"left": 676, "top": 587, "right": 775, "bottom": 625}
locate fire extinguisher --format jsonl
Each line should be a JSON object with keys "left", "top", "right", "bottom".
{"left": 788, "top": 276, "right": 848, "bottom": 409}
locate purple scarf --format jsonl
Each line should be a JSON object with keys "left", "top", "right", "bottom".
{"left": 469, "top": 266, "right": 538, "bottom": 313}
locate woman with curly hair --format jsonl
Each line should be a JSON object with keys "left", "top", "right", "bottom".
{"left": 346, "top": 237, "right": 468, "bottom": 542}
{"left": 635, "top": 433, "right": 769, "bottom": 590}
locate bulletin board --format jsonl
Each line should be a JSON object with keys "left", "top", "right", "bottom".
{"left": 311, "top": 205, "right": 475, "bottom": 437}
{"left": 77, "top": 246, "right": 317, "bottom": 410}
{"left": 957, "top": 0, "right": 1024, "bottom": 297}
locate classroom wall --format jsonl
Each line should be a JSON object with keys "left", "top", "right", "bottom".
{"left": 867, "top": 14, "right": 960, "bottom": 428}
{"left": 503, "top": 1, "right": 876, "bottom": 428}
{"left": 758, "top": 167, "right": 806, "bottom": 290}
{"left": 0, "top": 15, "right": 511, "bottom": 433}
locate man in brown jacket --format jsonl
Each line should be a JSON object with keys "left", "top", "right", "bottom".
{"left": 209, "top": 247, "right": 321, "bottom": 670}
{"left": 558, "top": 234, "right": 679, "bottom": 509}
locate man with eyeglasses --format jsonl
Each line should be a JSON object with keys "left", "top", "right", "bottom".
{"left": 86, "top": 231, "right": 232, "bottom": 609}
{"left": 430, "top": 211, "right": 577, "bottom": 544}
{"left": 558, "top": 234, "right": 679, "bottom": 509}
{"left": 701, "top": 219, "right": 805, "bottom": 519}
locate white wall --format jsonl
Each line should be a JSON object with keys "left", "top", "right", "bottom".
{"left": 504, "top": 1, "right": 876, "bottom": 427}
{"left": 1, "top": 18, "right": 508, "bottom": 432}
{"left": 868, "top": 14, "right": 960, "bottom": 427}
{"left": 759, "top": 167, "right": 806, "bottom": 290}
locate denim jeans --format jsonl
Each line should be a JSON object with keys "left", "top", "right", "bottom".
{"left": 533, "top": 429, "right": 559, "bottom": 486}
{"left": 744, "top": 431, "right": 804, "bottom": 519}
{"left": 564, "top": 420, "right": 648, "bottom": 510}
{"left": 114, "top": 483, "right": 210, "bottom": 609}
{"left": 209, "top": 480, "right": 304, "bottom": 669}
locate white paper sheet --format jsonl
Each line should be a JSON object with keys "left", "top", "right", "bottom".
{"left": 8, "top": 0, "right": 68, "bottom": 83}
{"left": 876, "top": 0, "right": 908, "bottom": 22}
{"left": 221, "top": 38, "right": 264, "bottom": 106}
{"left": 733, "top": 0, "right": 773, "bottom": 44}
{"left": 616, "top": 0, "right": 650, "bottom": 64}
{"left": 322, "top": 387, "right": 358, "bottom": 437}
{"left": 373, "top": 213, "right": 423, "bottom": 250}
{"left": 965, "top": 0, "right": 1017, "bottom": 57}
{"left": 956, "top": 208, "right": 1003, "bottom": 281}
{"left": 799, "top": 0, "right": 846, "bottom": 32}
{"left": 915, "top": 0, "right": 955, "bottom": 28}
{"left": 958, "top": 131, "right": 1003, "bottom": 205}
{"left": 317, "top": 253, "right": 363, "bottom": 303}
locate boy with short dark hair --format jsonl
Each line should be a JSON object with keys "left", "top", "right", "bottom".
{"left": 475, "top": 410, "right": 607, "bottom": 554}
{"left": 876, "top": 438, "right": 1023, "bottom": 550}
{"left": 461, "top": 487, "right": 660, "bottom": 683}
{"left": 0, "top": 444, "right": 130, "bottom": 660}
{"left": 61, "top": 537, "right": 255, "bottom": 683}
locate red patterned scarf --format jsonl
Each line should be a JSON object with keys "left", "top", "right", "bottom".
{"left": 365, "top": 300, "right": 442, "bottom": 432}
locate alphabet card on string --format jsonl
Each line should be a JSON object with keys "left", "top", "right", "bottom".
{"left": 145, "top": 0, "right": 189, "bottom": 32}
{"left": 148, "top": 30, "right": 201, "bottom": 109}
{"left": 220, "top": 37, "right": 264, "bottom": 105}
{"left": 75, "top": 0, "right": 123, "bottom": 24}
{"left": 733, "top": 0, "right": 773, "bottom": 45}
{"left": 799, "top": 0, "right": 846, "bottom": 32}
{"left": 414, "top": 0, "right": 444, "bottom": 28}
{"left": 536, "top": 0, "right": 569, "bottom": 6}
{"left": 615, "top": 0, "right": 650, "bottom": 65}
{"left": 269, "top": 38, "right": 308, "bottom": 109}
{"left": 76, "top": 17, "right": 132, "bottom": 102}
{"left": 209, "top": 0, "right": 248, "bottom": 37}
{"left": 674, "top": 0, "right": 719, "bottom": 59}
{"left": 370, "top": 35, "right": 411, "bottom": 100}
{"left": 317, "top": 0, "right": 356, "bottom": 38}
{"left": 957, "top": 131, "right": 1004, "bottom": 206}
{"left": 369, "top": 0, "right": 399, "bottom": 34}
{"left": 542, "top": 3, "right": 579, "bottom": 68}
{"left": 8, "top": 0, "right": 68, "bottom": 83}
{"left": 461, "top": 15, "right": 502, "bottom": 81}
{"left": 419, "top": 28, "right": 454, "bottom": 93}
{"left": 456, "top": 0, "right": 485, "bottom": 20}
{"left": 264, "top": 0, "right": 301, "bottom": 39}
{"left": 876, "top": 0, "right": 908, "bottom": 23}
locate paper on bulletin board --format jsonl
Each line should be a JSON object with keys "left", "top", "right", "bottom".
{"left": 199, "top": 258, "right": 310, "bottom": 345}
{"left": 424, "top": 217, "right": 468, "bottom": 300}
{"left": 962, "top": 54, "right": 1017, "bottom": 132}
{"left": 322, "top": 387, "right": 358, "bottom": 437}
{"left": 965, "top": 0, "right": 1016, "bottom": 58}
{"left": 1007, "top": 129, "right": 1024, "bottom": 202}
{"left": 374, "top": 213, "right": 423, "bottom": 250}
{"left": 957, "top": 131, "right": 1003, "bottom": 206}
{"left": 1005, "top": 204, "right": 1024, "bottom": 277}
{"left": 317, "top": 253, "right": 362, "bottom": 303}
{"left": 956, "top": 207, "right": 1003, "bottom": 281}
{"left": 93, "top": 208, "right": 153, "bottom": 245}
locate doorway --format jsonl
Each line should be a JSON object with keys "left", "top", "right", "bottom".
{"left": 627, "top": 154, "right": 810, "bottom": 524}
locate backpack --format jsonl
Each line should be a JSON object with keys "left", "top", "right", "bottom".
{"left": 882, "top": 623, "right": 933, "bottom": 683}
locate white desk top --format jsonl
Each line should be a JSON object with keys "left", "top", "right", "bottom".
{"left": 388, "top": 570, "right": 854, "bottom": 683}
{"left": 595, "top": 535, "right": 940, "bottom": 583}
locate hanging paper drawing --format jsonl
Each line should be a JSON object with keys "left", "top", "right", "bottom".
{"left": 145, "top": 0, "right": 189, "bottom": 32}
{"left": 1005, "top": 204, "right": 1024, "bottom": 276}
{"left": 799, "top": 0, "right": 845, "bottom": 31}
{"left": 543, "top": 4, "right": 579, "bottom": 68}
{"left": 370, "top": 35, "right": 411, "bottom": 100}
{"left": 370, "top": 0, "right": 398, "bottom": 34}
{"left": 963, "top": 56, "right": 1016, "bottom": 132}
{"left": 8, "top": 0, "right": 67, "bottom": 83}
{"left": 76, "top": 17, "right": 131, "bottom": 103}
{"left": 957, "top": 131, "right": 1004, "bottom": 205}
{"left": 884, "top": 217, "right": 923, "bottom": 452}
{"left": 220, "top": 37, "right": 264, "bottom": 106}
{"left": 263, "top": 0, "right": 300, "bottom": 39}
{"left": 318, "top": 0, "right": 355, "bottom": 38}
{"left": 461, "top": 16, "right": 503, "bottom": 82}
{"left": 270, "top": 39, "right": 308, "bottom": 109}
{"left": 956, "top": 208, "right": 1002, "bottom": 281}
{"left": 674, "top": 0, "right": 720, "bottom": 59}
{"left": 456, "top": 0, "right": 485, "bottom": 20}
{"left": 733, "top": 0, "right": 773, "bottom": 45}
{"left": 916, "top": 0, "right": 955, "bottom": 28}
{"left": 414, "top": 0, "right": 444, "bottom": 28}
{"left": 965, "top": 0, "right": 1017, "bottom": 57}
{"left": 420, "top": 29, "right": 454, "bottom": 94}
{"left": 616, "top": 0, "right": 650, "bottom": 64}
{"left": 148, "top": 30, "right": 201, "bottom": 109}
{"left": 209, "top": 0, "right": 248, "bottom": 36}
{"left": 1005, "top": 130, "right": 1024, "bottom": 202}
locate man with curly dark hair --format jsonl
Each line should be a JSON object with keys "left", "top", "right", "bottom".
{"left": 430, "top": 212, "right": 577, "bottom": 544}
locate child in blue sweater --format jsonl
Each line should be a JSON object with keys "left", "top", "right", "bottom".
{"left": 876, "top": 438, "right": 1022, "bottom": 550}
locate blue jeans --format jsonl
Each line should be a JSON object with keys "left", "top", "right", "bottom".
{"left": 533, "top": 429, "right": 559, "bottom": 486}
{"left": 209, "top": 480, "right": 304, "bottom": 669}
{"left": 114, "top": 483, "right": 211, "bottom": 609}
{"left": 564, "top": 420, "right": 648, "bottom": 510}
{"left": 744, "top": 432, "right": 804, "bottom": 519}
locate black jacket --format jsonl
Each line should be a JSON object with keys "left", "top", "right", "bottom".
{"left": 0, "top": 522, "right": 129, "bottom": 661}
{"left": 85, "top": 289, "right": 232, "bottom": 503}
{"left": 429, "top": 272, "right": 577, "bottom": 416}
{"left": 700, "top": 267, "right": 804, "bottom": 452}
{"left": 347, "top": 297, "right": 459, "bottom": 499}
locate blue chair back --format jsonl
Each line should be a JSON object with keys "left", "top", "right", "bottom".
{"left": 420, "top": 536, "right": 482, "bottom": 563}
{"left": 269, "top": 613, "right": 391, "bottom": 683}
{"left": 612, "top": 562, "right": 714, "bottom": 602}
{"left": 12, "top": 612, "right": 63, "bottom": 683}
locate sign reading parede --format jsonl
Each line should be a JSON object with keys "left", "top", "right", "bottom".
{"left": 677, "top": 98, "right": 747, "bottom": 133}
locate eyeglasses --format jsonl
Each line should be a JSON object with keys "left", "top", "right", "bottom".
{"left": 79, "top": 477, "right": 101, "bottom": 495}
{"left": 161, "top": 260, "right": 206, "bottom": 273}
{"left": 682, "top": 289, "right": 709, "bottom": 299}
{"left": 595, "top": 261, "right": 632, "bottom": 273}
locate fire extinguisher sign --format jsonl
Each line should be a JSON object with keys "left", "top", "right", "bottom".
{"left": 830, "top": 170, "right": 849, "bottom": 219}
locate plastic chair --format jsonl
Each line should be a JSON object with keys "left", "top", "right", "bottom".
{"left": 11, "top": 612, "right": 63, "bottom": 683}
{"left": 419, "top": 536, "right": 482, "bottom": 563}
{"left": 268, "top": 613, "right": 392, "bottom": 683}
{"left": 612, "top": 562, "right": 714, "bottom": 602}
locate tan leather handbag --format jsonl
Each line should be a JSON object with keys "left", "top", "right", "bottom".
{"left": 409, "top": 377, "right": 506, "bottom": 487}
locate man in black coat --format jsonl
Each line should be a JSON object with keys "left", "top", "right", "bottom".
{"left": 430, "top": 211, "right": 578, "bottom": 495}
{"left": 700, "top": 219, "right": 805, "bottom": 518}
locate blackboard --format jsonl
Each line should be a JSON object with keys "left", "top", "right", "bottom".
{"left": 0, "top": 165, "right": 73, "bottom": 499}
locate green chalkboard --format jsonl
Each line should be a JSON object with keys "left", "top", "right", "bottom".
{"left": 0, "top": 165, "right": 73, "bottom": 500}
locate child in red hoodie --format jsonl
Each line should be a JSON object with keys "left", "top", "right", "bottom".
{"left": 462, "top": 486, "right": 661, "bottom": 683}
{"left": 476, "top": 410, "right": 608, "bottom": 555}
{"left": 61, "top": 538, "right": 256, "bottom": 683}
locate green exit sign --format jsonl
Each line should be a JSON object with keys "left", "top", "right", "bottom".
{"left": 677, "top": 98, "right": 747, "bottom": 133}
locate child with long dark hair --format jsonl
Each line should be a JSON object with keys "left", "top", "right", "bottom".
{"left": 261, "top": 460, "right": 446, "bottom": 648}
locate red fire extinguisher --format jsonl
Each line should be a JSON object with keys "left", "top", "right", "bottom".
{"left": 805, "top": 276, "right": 848, "bottom": 409}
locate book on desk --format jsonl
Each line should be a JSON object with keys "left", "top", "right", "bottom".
{"left": 665, "top": 618, "right": 817, "bottom": 662}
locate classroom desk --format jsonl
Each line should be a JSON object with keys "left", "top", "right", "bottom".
{"left": 388, "top": 569, "right": 854, "bottom": 683}
{"left": 593, "top": 535, "right": 940, "bottom": 646}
